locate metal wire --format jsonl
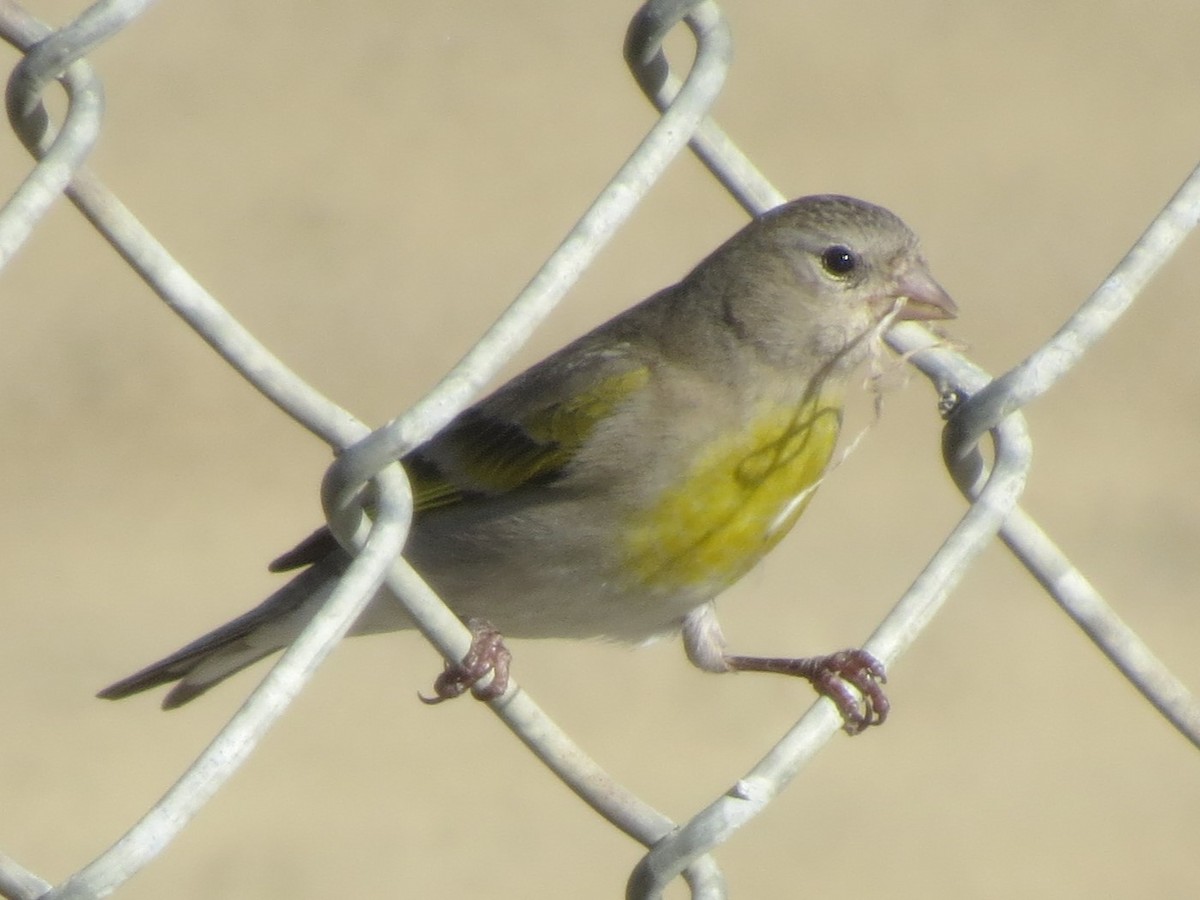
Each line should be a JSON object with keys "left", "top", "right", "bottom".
{"left": 1, "top": 0, "right": 1197, "bottom": 898}
{"left": 0, "top": 0, "right": 103, "bottom": 266}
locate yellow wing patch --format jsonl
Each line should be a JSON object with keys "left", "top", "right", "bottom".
{"left": 408, "top": 366, "right": 651, "bottom": 512}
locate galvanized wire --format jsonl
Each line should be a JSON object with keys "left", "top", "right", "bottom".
{"left": 1, "top": 0, "right": 1197, "bottom": 898}
{"left": 617, "top": 8, "right": 1200, "bottom": 891}
{"left": 0, "top": 0, "right": 103, "bottom": 266}
{"left": 619, "top": 7, "right": 1200, "bottom": 895}
{"left": 2, "top": 0, "right": 733, "bottom": 896}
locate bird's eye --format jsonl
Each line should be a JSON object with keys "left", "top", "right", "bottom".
{"left": 820, "top": 245, "right": 858, "bottom": 277}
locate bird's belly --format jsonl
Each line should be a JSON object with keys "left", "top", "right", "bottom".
{"left": 381, "top": 397, "right": 842, "bottom": 643}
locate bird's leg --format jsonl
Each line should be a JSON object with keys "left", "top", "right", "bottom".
{"left": 723, "top": 649, "right": 888, "bottom": 735}
{"left": 419, "top": 618, "right": 512, "bottom": 704}
{"left": 681, "top": 604, "right": 888, "bottom": 735}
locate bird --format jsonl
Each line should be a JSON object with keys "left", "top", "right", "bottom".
{"left": 98, "top": 194, "right": 956, "bottom": 734}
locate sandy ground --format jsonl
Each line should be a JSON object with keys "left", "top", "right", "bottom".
{"left": 3, "top": 2, "right": 1200, "bottom": 897}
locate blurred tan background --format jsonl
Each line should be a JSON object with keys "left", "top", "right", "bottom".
{"left": 3, "top": 1, "right": 1200, "bottom": 897}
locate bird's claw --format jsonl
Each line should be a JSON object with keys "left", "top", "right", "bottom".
{"left": 419, "top": 618, "right": 512, "bottom": 704}
{"left": 804, "top": 648, "right": 889, "bottom": 735}
{"left": 724, "top": 647, "right": 889, "bottom": 735}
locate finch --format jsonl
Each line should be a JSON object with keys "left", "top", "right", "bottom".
{"left": 99, "top": 194, "right": 955, "bottom": 733}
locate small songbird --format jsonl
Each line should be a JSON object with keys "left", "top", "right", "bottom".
{"left": 98, "top": 195, "right": 956, "bottom": 733}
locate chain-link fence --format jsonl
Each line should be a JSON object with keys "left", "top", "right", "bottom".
{"left": 3, "top": 1, "right": 1199, "bottom": 897}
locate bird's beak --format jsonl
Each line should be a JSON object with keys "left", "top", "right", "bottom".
{"left": 887, "top": 264, "right": 958, "bottom": 322}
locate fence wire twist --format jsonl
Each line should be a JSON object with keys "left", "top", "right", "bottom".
{"left": 1, "top": 1, "right": 1198, "bottom": 898}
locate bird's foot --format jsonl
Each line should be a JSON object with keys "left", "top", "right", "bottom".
{"left": 724, "top": 648, "right": 888, "bottom": 735}
{"left": 420, "top": 618, "right": 512, "bottom": 704}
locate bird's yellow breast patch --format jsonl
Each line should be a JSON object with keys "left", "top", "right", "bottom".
{"left": 623, "top": 393, "right": 841, "bottom": 592}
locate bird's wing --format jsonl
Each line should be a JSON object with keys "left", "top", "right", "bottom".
{"left": 268, "top": 345, "right": 651, "bottom": 573}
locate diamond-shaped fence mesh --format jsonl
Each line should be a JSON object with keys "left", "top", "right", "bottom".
{"left": 2, "top": 1, "right": 1199, "bottom": 898}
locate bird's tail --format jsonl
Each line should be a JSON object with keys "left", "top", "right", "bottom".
{"left": 97, "top": 556, "right": 342, "bottom": 709}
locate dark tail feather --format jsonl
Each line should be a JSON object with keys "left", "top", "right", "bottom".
{"left": 97, "top": 556, "right": 342, "bottom": 709}
{"left": 95, "top": 633, "right": 278, "bottom": 709}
